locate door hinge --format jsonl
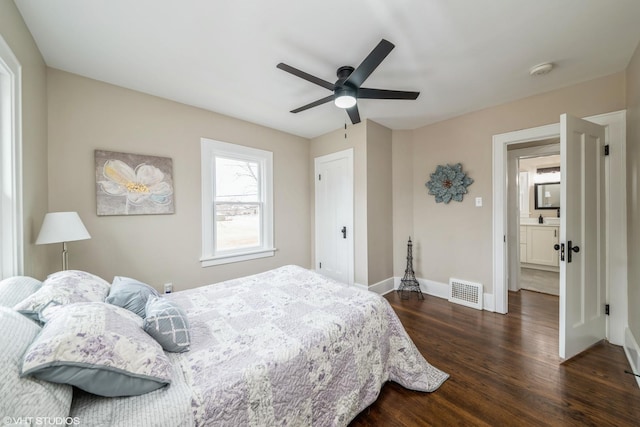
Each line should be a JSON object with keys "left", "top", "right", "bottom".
{"left": 605, "top": 304, "right": 610, "bottom": 315}
{"left": 319, "top": 262, "right": 322, "bottom": 269}
{"left": 604, "top": 145, "right": 610, "bottom": 156}
{"left": 318, "top": 174, "right": 321, "bottom": 181}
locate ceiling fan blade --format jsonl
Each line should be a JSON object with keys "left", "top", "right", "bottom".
{"left": 358, "top": 88, "right": 420, "bottom": 100}
{"left": 344, "top": 39, "right": 394, "bottom": 88}
{"left": 277, "top": 63, "right": 335, "bottom": 91}
{"left": 290, "top": 95, "right": 334, "bottom": 113}
{"left": 346, "top": 104, "right": 361, "bottom": 124}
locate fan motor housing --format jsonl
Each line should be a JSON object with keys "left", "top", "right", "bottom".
{"left": 336, "top": 66, "right": 354, "bottom": 80}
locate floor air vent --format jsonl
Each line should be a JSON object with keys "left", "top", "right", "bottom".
{"left": 449, "top": 278, "right": 483, "bottom": 310}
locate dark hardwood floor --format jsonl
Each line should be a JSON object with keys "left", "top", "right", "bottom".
{"left": 350, "top": 290, "right": 640, "bottom": 427}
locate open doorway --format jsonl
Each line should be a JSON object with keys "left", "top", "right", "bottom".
{"left": 492, "top": 110, "right": 627, "bottom": 350}
{"left": 507, "top": 143, "right": 560, "bottom": 296}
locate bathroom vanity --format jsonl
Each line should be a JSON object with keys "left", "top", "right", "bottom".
{"left": 520, "top": 219, "right": 560, "bottom": 271}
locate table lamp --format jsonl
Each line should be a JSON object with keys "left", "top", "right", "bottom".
{"left": 36, "top": 212, "right": 91, "bottom": 270}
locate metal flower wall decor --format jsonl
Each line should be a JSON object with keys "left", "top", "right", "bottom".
{"left": 425, "top": 163, "right": 474, "bottom": 204}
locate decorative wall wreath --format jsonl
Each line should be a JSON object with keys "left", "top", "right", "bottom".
{"left": 425, "top": 163, "right": 473, "bottom": 204}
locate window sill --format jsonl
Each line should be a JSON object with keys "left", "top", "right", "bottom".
{"left": 200, "top": 248, "right": 276, "bottom": 267}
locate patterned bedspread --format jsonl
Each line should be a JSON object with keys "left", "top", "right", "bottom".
{"left": 71, "top": 265, "right": 448, "bottom": 426}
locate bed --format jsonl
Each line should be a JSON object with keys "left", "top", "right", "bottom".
{"left": 1, "top": 265, "right": 448, "bottom": 426}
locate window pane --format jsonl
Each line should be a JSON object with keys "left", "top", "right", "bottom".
{"left": 215, "top": 157, "right": 259, "bottom": 202}
{"left": 215, "top": 203, "right": 260, "bottom": 251}
{"left": 201, "top": 138, "right": 274, "bottom": 266}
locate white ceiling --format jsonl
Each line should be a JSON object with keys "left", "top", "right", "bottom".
{"left": 14, "top": 0, "right": 640, "bottom": 139}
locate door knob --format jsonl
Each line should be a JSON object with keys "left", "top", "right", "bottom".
{"left": 554, "top": 243, "right": 565, "bottom": 261}
{"left": 567, "top": 240, "right": 580, "bottom": 263}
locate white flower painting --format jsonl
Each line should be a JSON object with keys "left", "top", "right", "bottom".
{"left": 95, "top": 150, "right": 175, "bottom": 215}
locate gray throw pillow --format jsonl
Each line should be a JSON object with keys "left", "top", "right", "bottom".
{"left": 144, "top": 296, "right": 191, "bottom": 353}
{"left": 106, "top": 276, "right": 160, "bottom": 317}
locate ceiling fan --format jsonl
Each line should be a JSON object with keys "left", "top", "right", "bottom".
{"left": 277, "top": 39, "right": 420, "bottom": 124}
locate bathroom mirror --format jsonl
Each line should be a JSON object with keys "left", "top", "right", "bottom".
{"left": 534, "top": 182, "right": 560, "bottom": 209}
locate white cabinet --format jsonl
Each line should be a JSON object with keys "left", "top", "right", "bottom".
{"left": 520, "top": 225, "right": 559, "bottom": 268}
{"left": 520, "top": 227, "right": 527, "bottom": 263}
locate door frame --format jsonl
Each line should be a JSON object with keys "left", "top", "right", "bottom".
{"left": 314, "top": 148, "right": 354, "bottom": 285}
{"left": 492, "top": 110, "right": 627, "bottom": 346}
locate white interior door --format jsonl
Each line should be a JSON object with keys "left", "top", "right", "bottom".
{"left": 314, "top": 149, "right": 354, "bottom": 285}
{"left": 559, "top": 114, "right": 606, "bottom": 360}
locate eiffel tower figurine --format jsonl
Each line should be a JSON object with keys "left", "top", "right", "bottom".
{"left": 398, "top": 237, "right": 424, "bottom": 300}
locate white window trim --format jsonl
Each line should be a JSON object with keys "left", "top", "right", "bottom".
{"left": 200, "top": 138, "right": 275, "bottom": 267}
{"left": 0, "top": 36, "right": 23, "bottom": 278}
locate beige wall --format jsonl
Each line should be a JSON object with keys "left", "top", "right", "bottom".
{"left": 0, "top": 1, "right": 51, "bottom": 279}
{"left": 365, "top": 121, "right": 393, "bottom": 285}
{"left": 391, "top": 130, "right": 414, "bottom": 277}
{"left": 46, "top": 69, "right": 310, "bottom": 291}
{"left": 627, "top": 41, "right": 640, "bottom": 341}
{"left": 6, "top": 0, "right": 634, "bottom": 306}
{"left": 309, "top": 119, "right": 393, "bottom": 287}
{"left": 403, "top": 72, "right": 626, "bottom": 294}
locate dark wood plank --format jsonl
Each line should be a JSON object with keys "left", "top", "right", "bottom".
{"left": 350, "top": 290, "right": 640, "bottom": 426}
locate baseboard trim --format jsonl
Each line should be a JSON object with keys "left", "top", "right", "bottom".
{"left": 386, "top": 276, "right": 495, "bottom": 312}
{"left": 391, "top": 276, "right": 448, "bottom": 300}
{"left": 624, "top": 327, "right": 640, "bottom": 389}
{"left": 416, "top": 277, "right": 449, "bottom": 300}
{"left": 483, "top": 293, "right": 495, "bottom": 312}
{"left": 354, "top": 282, "right": 368, "bottom": 291}
{"left": 367, "top": 277, "right": 395, "bottom": 295}
{"left": 521, "top": 263, "right": 559, "bottom": 273}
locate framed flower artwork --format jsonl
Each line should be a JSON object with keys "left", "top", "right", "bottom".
{"left": 95, "top": 150, "right": 175, "bottom": 215}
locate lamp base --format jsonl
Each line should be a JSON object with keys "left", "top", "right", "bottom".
{"left": 61, "top": 241, "right": 68, "bottom": 271}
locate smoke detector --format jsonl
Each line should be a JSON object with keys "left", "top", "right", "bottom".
{"left": 529, "top": 63, "right": 554, "bottom": 76}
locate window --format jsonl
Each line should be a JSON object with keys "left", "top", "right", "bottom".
{"left": 0, "top": 36, "right": 23, "bottom": 278}
{"left": 200, "top": 138, "right": 274, "bottom": 266}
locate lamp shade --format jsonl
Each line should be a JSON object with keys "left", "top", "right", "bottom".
{"left": 36, "top": 212, "right": 91, "bottom": 245}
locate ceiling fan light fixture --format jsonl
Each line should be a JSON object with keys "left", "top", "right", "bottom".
{"left": 278, "top": 39, "right": 418, "bottom": 124}
{"left": 334, "top": 88, "right": 357, "bottom": 109}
